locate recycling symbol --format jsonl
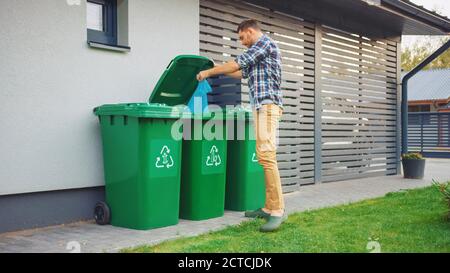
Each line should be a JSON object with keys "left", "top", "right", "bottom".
{"left": 251, "top": 153, "right": 258, "bottom": 163}
{"left": 155, "top": 146, "right": 174, "bottom": 169}
{"left": 206, "top": 145, "right": 222, "bottom": 167}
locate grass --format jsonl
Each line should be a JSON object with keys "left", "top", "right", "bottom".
{"left": 122, "top": 186, "right": 450, "bottom": 253}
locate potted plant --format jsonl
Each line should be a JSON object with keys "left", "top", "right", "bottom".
{"left": 401, "top": 152, "right": 425, "bottom": 179}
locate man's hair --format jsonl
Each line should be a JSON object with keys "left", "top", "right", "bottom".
{"left": 237, "top": 19, "right": 261, "bottom": 33}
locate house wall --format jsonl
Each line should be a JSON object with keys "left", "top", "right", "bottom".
{"left": 408, "top": 102, "right": 448, "bottom": 112}
{"left": 0, "top": 0, "right": 199, "bottom": 233}
{"left": 0, "top": 0, "right": 199, "bottom": 196}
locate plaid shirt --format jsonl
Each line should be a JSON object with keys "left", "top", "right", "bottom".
{"left": 236, "top": 35, "right": 282, "bottom": 110}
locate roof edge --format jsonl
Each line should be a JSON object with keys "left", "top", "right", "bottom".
{"left": 381, "top": 0, "right": 450, "bottom": 34}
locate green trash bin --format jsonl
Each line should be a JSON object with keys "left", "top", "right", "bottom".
{"left": 93, "top": 55, "right": 214, "bottom": 230}
{"left": 179, "top": 110, "right": 232, "bottom": 220}
{"left": 225, "top": 107, "right": 265, "bottom": 211}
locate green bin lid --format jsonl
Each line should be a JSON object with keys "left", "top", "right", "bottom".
{"left": 149, "top": 55, "right": 214, "bottom": 106}
{"left": 93, "top": 103, "right": 185, "bottom": 119}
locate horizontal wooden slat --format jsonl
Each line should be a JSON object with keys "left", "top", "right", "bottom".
{"left": 322, "top": 131, "right": 396, "bottom": 137}
{"left": 321, "top": 111, "right": 396, "bottom": 121}
{"left": 321, "top": 92, "right": 396, "bottom": 106}
{"left": 322, "top": 104, "right": 395, "bottom": 115}
{"left": 201, "top": 0, "right": 315, "bottom": 30}
{"left": 322, "top": 27, "right": 397, "bottom": 56}
{"left": 322, "top": 25, "right": 398, "bottom": 48}
{"left": 322, "top": 164, "right": 396, "bottom": 176}
{"left": 321, "top": 153, "right": 397, "bottom": 163}
{"left": 201, "top": 12, "right": 314, "bottom": 44}
{"left": 322, "top": 40, "right": 396, "bottom": 67}
{"left": 322, "top": 138, "right": 396, "bottom": 144}
{"left": 321, "top": 72, "right": 397, "bottom": 90}
{"left": 322, "top": 35, "right": 397, "bottom": 63}
{"left": 299, "top": 178, "right": 315, "bottom": 185}
{"left": 322, "top": 147, "right": 396, "bottom": 156}
{"left": 321, "top": 97, "right": 396, "bottom": 110}
{"left": 321, "top": 169, "right": 397, "bottom": 183}
{"left": 322, "top": 60, "right": 396, "bottom": 81}
{"left": 322, "top": 124, "right": 396, "bottom": 130}
{"left": 282, "top": 184, "right": 300, "bottom": 193}
{"left": 269, "top": 33, "right": 315, "bottom": 50}
{"left": 322, "top": 52, "right": 397, "bottom": 75}
{"left": 322, "top": 80, "right": 397, "bottom": 96}
{"left": 322, "top": 158, "right": 397, "bottom": 169}
{"left": 321, "top": 142, "right": 396, "bottom": 150}
{"left": 322, "top": 117, "right": 396, "bottom": 126}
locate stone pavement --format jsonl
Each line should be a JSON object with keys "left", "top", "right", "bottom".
{"left": 0, "top": 158, "right": 448, "bottom": 253}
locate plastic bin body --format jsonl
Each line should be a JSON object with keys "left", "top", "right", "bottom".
{"left": 179, "top": 113, "right": 229, "bottom": 220}
{"left": 97, "top": 105, "right": 182, "bottom": 229}
{"left": 225, "top": 109, "right": 265, "bottom": 211}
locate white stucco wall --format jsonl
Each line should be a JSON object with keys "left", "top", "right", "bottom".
{"left": 0, "top": 0, "right": 200, "bottom": 195}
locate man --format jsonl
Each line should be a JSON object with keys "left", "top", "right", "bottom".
{"left": 197, "top": 19, "right": 286, "bottom": 232}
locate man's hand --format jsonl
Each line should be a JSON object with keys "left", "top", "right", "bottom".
{"left": 196, "top": 70, "right": 210, "bottom": 81}
{"left": 196, "top": 61, "right": 240, "bottom": 81}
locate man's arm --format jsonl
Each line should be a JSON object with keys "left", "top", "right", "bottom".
{"left": 225, "top": 70, "right": 243, "bottom": 79}
{"left": 197, "top": 61, "right": 240, "bottom": 81}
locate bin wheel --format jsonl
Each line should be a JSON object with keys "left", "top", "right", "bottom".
{"left": 94, "top": 201, "right": 111, "bottom": 225}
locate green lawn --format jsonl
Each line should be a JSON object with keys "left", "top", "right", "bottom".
{"left": 122, "top": 185, "right": 450, "bottom": 253}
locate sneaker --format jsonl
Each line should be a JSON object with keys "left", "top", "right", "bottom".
{"left": 244, "top": 208, "right": 270, "bottom": 219}
{"left": 259, "top": 214, "right": 288, "bottom": 232}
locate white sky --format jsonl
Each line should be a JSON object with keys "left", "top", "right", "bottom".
{"left": 410, "top": 0, "right": 450, "bottom": 17}
{"left": 402, "top": 0, "right": 450, "bottom": 49}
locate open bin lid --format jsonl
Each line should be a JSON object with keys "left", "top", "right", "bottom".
{"left": 149, "top": 55, "right": 214, "bottom": 106}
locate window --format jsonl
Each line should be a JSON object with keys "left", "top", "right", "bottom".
{"left": 87, "top": 0, "right": 117, "bottom": 45}
{"left": 87, "top": 2, "right": 104, "bottom": 31}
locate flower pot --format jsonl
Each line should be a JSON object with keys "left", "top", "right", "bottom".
{"left": 402, "top": 158, "right": 425, "bottom": 179}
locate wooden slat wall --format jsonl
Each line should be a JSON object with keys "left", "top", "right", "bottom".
{"left": 319, "top": 26, "right": 399, "bottom": 182}
{"left": 199, "top": 0, "right": 316, "bottom": 192}
{"left": 200, "top": 0, "right": 401, "bottom": 189}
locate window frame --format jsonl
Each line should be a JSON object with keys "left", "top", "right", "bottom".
{"left": 87, "top": 0, "right": 118, "bottom": 46}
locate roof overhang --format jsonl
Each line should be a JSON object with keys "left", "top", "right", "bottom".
{"left": 245, "top": 0, "right": 450, "bottom": 39}
{"left": 381, "top": 0, "right": 450, "bottom": 35}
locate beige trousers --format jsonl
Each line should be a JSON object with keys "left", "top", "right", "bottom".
{"left": 253, "top": 104, "right": 284, "bottom": 212}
